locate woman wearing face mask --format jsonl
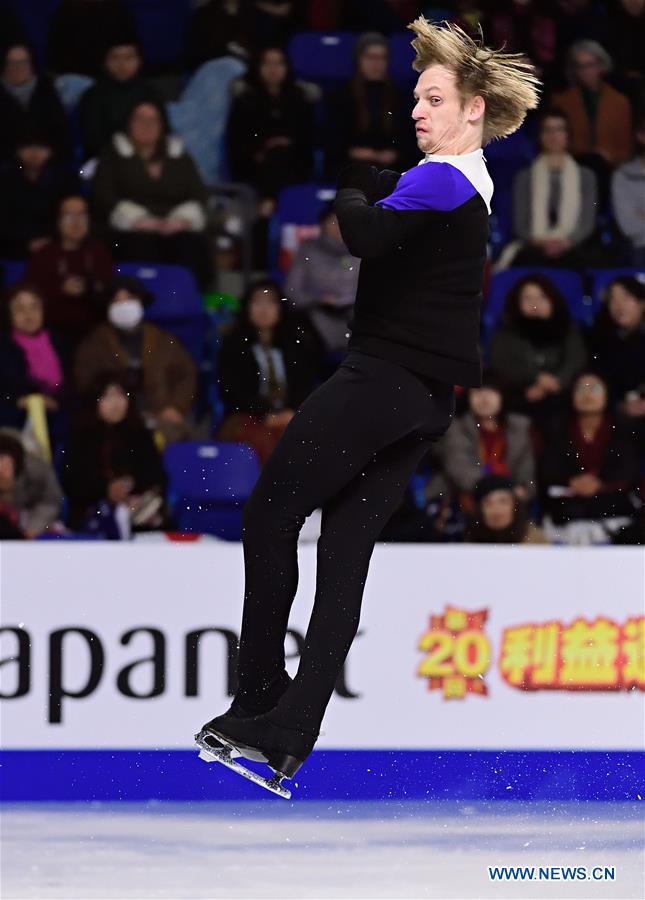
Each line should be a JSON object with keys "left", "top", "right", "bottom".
{"left": 74, "top": 275, "right": 198, "bottom": 443}
{"left": 490, "top": 273, "right": 587, "bottom": 426}
{"left": 26, "top": 194, "right": 113, "bottom": 345}
{"left": 61, "top": 370, "right": 167, "bottom": 535}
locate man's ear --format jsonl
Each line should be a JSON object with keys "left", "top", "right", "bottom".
{"left": 467, "top": 95, "right": 486, "bottom": 124}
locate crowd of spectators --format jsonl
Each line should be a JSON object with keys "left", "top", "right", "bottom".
{"left": 0, "top": 0, "right": 643, "bottom": 545}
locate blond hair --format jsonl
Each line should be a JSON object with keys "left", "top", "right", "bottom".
{"left": 408, "top": 17, "right": 542, "bottom": 145}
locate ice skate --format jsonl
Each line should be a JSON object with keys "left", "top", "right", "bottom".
{"left": 195, "top": 711, "right": 318, "bottom": 799}
{"left": 194, "top": 727, "right": 293, "bottom": 799}
{"left": 197, "top": 670, "right": 292, "bottom": 762}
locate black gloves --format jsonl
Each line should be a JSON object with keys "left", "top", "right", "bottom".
{"left": 336, "top": 162, "right": 379, "bottom": 196}
{"left": 336, "top": 162, "right": 401, "bottom": 204}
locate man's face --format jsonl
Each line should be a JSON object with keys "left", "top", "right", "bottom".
{"left": 412, "top": 64, "right": 474, "bottom": 154}
{"left": 105, "top": 45, "right": 140, "bottom": 81}
{"left": 571, "top": 50, "right": 603, "bottom": 90}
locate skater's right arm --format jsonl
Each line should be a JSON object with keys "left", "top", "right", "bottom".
{"left": 334, "top": 160, "right": 478, "bottom": 259}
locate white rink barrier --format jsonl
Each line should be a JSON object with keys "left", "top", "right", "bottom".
{"left": 2, "top": 543, "right": 643, "bottom": 752}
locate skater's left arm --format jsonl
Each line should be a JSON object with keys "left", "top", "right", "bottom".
{"left": 334, "top": 161, "right": 478, "bottom": 259}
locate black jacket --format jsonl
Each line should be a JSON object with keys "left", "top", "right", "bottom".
{"left": 216, "top": 325, "right": 323, "bottom": 419}
{"left": 61, "top": 419, "right": 166, "bottom": 526}
{"left": 539, "top": 413, "right": 639, "bottom": 523}
{"left": 0, "top": 77, "right": 71, "bottom": 163}
{"left": 334, "top": 152, "right": 493, "bottom": 387}
{"left": 0, "top": 159, "right": 79, "bottom": 258}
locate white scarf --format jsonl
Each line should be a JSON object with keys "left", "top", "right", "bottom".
{"left": 529, "top": 153, "right": 581, "bottom": 240}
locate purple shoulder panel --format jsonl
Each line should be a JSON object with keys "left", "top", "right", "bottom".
{"left": 375, "top": 161, "right": 477, "bottom": 212}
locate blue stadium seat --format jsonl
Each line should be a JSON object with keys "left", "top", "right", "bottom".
{"left": 115, "top": 262, "right": 206, "bottom": 362}
{"left": 288, "top": 32, "right": 356, "bottom": 85}
{"left": 1, "top": 259, "right": 27, "bottom": 287}
{"left": 121, "top": 0, "right": 190, "bottom": 68}
{"left": 269, "top": 183, "right": 336, "bottom": 272}
{"left": 8, "top": 0, "right": 60, "bottom": 68}
{"left": 163, "top": 441, "right": 261, "bottom": 540}
{"left": 483, "top": 268, "right": 589, "bottom": 341}
{"left": 587, "top": 267, "right": 645, "bottom": 307}
{"left": 484, "top": 128, "right": 537, "bottom": 256}
{"left": 388, "top": 32, "right": 416, "bottom": 86}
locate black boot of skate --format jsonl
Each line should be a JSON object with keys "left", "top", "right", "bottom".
{"left": 204, "top": 711, "right": 318, "bottom": 780}
{"left": 198, "top": 670, "right": 292, "bottom": 761}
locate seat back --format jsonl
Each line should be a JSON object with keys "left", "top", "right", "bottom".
{"left": 288, "top": 32, "right": 356, "bottom": 86}
{"left": 115, "top": 262, "right": 206, "bottom": 362}
{"left": 163, "top": 441, "right": 260, "bottom": 505}
{"left": 270, "top": 183, "right": 336, "bottom": 271}
{"left": 587, "top": 267, "right": 645, "bottom": 307}
{"left": 483, "top": 268, "right": 589, "bottom": 338}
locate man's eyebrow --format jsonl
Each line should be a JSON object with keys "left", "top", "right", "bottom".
{"left": 412, "top": 85, "right": 443, "bottom": 98}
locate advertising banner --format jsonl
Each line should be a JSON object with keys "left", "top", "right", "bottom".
{"left": 2, "top": 543, "right": 643, "bottom": 752}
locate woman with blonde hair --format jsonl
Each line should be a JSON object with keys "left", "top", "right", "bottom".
{"left": 196, "top": 18, "right": 542, "bottom": 792}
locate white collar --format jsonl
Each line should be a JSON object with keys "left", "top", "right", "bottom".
{"left": 421, "top": 147, "right": 485, "bottom": 163}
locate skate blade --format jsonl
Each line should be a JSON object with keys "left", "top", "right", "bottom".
{"left": 195, "top": 733, "right": 291, "bottom": 800}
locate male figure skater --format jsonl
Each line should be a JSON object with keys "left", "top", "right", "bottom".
{"left": 197, "top": 18, "right": 541, "bottom": 784}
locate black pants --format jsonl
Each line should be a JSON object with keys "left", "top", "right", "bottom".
{"left": 236, "top": 349, "right": 456, "bottom": 735}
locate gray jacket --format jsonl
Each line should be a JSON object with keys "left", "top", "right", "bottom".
{"left": 440, "top": 411, "right": 536, "bottom": 498}
{"left": 611, "top": 158, "right": 645, "bottom": 248}
{"left": 0, "top": 427, "right": 63, "bottom": 535}
{"left": 284, "top": 233, "right": 359, "bottom": 352}
{"left": 512, "top": 164, "right": 598, "bottom": 245}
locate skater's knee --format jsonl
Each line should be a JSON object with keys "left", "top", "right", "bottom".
{"left": 242, "top": 490, "right": 307, "bottom": 539}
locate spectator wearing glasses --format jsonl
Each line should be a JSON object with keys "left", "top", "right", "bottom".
{"left": 552, "top": 40, "right": 633, "bottom": 206}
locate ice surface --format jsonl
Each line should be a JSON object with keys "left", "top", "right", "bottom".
{"left": 1, "top": 801, "right": 643, "bottom": 899}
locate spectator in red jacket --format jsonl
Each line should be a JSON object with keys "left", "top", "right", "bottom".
{"left": 26, "top": 194, "right": 113, "bottom": 345}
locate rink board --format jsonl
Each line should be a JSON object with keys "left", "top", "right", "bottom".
{"left": 1, "top": 542, "right": 644, "bottom": 801}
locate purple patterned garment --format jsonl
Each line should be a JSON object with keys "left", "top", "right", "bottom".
{"left": 375, "top": 161, "right": 478, "bottom": 212}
